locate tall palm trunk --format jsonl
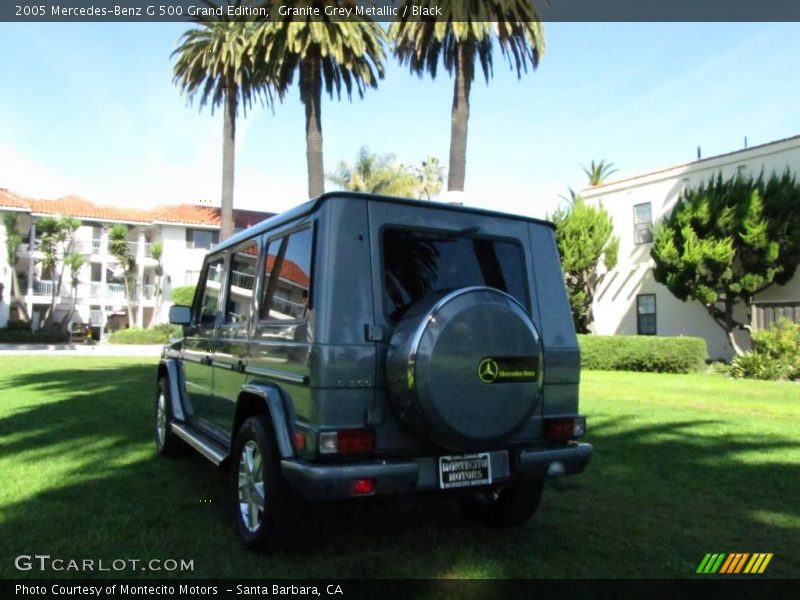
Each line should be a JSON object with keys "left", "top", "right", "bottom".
{"left": 10, "top": 269, "right": 30, "bottom": 321}
{"left": 220, "top": 77, "right": 236, "bottom": 242}
{"left": 123, "top": 273, "right": 134, "bottom": 328}
{"left": 448, "top": 43, "right": 473, "bottom": 192}
{"left": 301, "top": 56, "right": 325, "bottom": 198}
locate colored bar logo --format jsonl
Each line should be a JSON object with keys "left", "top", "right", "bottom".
{"left": 696, "top": 553, "right": 773, "bottom": 574}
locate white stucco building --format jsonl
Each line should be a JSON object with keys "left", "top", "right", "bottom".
{"left": 582, "top": 134, "right": 800, "bottom": 360}
{"left": 0, "top": 189, "right": 273, "bottom": 335}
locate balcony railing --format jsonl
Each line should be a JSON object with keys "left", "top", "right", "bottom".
{"left": 139, "top": 284, "right": 156, "bottom": 300}
{"left": 230, "top": 270, "right": 255, "bottom": 290}
{"left": 89, "top": 310, "right": 104, "bottom": 326}
{"left": 31, "top": 280, "right": 159, "bottom": 302}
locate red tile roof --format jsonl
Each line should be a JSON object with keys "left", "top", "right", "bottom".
{"left": 266, "top": 254, "right": 310, "bottom": 288}
{"left": 0, "top": 188, "right": 274, "bottom": 228}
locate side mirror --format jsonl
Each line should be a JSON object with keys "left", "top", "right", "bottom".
{"left": 169, "top": 305, "right": 192, "bottom": 325}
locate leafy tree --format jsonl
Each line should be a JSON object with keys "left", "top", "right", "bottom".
{"left": 61, "top": 252, "right": 85, "bottom": 330}
{"left": 2, "top": 211, "right": 30, "bottom": 322}
{"left": 108, "top": 224, "right": 137, "bottom": 327}
{"left": 173, "top": 3, "right": 279, "bottom": 241}
{"left": 552, "top": 196, "right": 619, "bottom": 333}
{"left": 583, "top": 159, "right": 618, "bottom": 186}
{"left": 255, "top": 5, "right": 387, "bottom": 198}
{"left": 651, "top": 171, "right": 800, "bottom": 355}
{"left": 327, "top": 146, "right": 417, "bottom": 196}
{"left": 37, "top": 215, "right": 81, "bottom": 327}
{"left": 391, "top": 1, "right": 544, "bottom": 192}
{"left": 416, "top": 156, "right": 444, "bottom": 200}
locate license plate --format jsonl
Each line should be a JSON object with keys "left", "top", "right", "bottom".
{"left": 438, "top": 453, "right": 492, "bottom": 489}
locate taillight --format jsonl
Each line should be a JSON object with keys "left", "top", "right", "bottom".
{"left": 544, "top": 417, "right": 586, "bottom": 443}
{"left": 292, "top": 431, "right": 307, "bottom": 451}
{"left": 319, "top": 429, "right": 375, "bottom": 455}
{"left": 349, "top": 478, "right": 375, "bottom": 496}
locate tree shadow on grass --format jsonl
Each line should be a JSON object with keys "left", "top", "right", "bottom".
{"left": 0, "top": 365, "right": 798, "bottom": 578}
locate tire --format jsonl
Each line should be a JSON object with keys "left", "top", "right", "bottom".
{"left": 232, "top": 415, "right": 296, "bottom": 552}
{"left": 155, "top": 377, "right": 183, "bottom": 456}
{"left": 458, "top": 479, "right": 545, "bottom": 528}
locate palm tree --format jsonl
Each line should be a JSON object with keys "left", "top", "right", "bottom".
{"left": 583, "top": 160, "right": 618, "bottom": 186}
{"left": 38, "top": 215, "right": 80, "bottom": 327}
{"left": 173, "top": 2, "right": 278, "bottom": 241}
{"left": 150, "top": 240, "right": 164, "bottom": 324}
{"left": 391, "top": 1, "right": 545, "bottom": 192}
{"left": 254, "top": 6, "right": 387, "bottom": 198}
{"left": 416, "top": 156, "right": 444, "bottom": 200}
{"left": 2, "top": 212, "right": 30, "bottom": 322}
{"left": 327, "top": 146, "right": 417, "bottom": 196}
{"left": 108, "top": 224, "right": 136, "bottom": 327}
{"left": 61, "top": 252, "right": 85, "bottom": 331}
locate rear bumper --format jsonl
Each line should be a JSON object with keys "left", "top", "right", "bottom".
{"left": 281, "top": 442, "right": 592, "bottom": 501}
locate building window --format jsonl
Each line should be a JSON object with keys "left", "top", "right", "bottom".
{"left": 186, "top": 228, "right": 219, "bottom": 250}
{"left": 637, "top": 294, "right": 657, "bottom": 335}
{"left": 634, "top": 202, "right": 653, "bottom": 244}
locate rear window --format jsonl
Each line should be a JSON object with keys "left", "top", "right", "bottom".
{"left": 382, "top": 227, "right": 528, "bottom": 320}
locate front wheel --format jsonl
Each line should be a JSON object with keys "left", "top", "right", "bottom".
{"left": 232, "top": 415, "right": 295, "bottom": 552}
{"left": 154, "top": 378, "right": 182, "bottom": 456}
{"left": 458, "top": 479, "right": 544, "bottom": 527}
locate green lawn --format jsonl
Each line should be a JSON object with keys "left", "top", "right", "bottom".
{"left": 0, "top": 357, "right": 798, "bottom": 579}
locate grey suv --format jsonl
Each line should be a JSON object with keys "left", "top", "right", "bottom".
{"left": 156, "top": 192, "right": 591, "bottom": 550}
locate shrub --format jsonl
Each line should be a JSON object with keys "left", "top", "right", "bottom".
{"left": 151, "top": 323, "right": 183, "bottom": 338}
{"left": 5, "top": 320, "right": 31, "bottom": 331}
{"left": 578, "top": 335, "right": 707, "bottom": 373}
{"left": 728, "top": 352, "right": 790, "bottom": 381}
{"left": 0, "top": 327, "right": 71, "bottom": 344}
{"left": 109, "top": 326, "right": 181, "bottom": 345}
{"left": 729, "top": 319, "right": 800, "bottom": 381}
{"left": 170, "top": 285, "right": 196, "bottom": 307}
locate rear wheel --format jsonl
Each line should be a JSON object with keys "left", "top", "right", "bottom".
{"left": 458, "top": 479, "right": 544, "bottom": 527}
{"left": 232, "top": 415, "right": 295, "bottom": 552}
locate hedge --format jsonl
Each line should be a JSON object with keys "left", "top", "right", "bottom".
{"left": 0, "top": 328, "right": 71, "bottom": 344}
{"left": 109, "top": 324, "right": 182, "bottom": 345}
{"left": 578, "top": 334, "right": 707, "bottom": 373}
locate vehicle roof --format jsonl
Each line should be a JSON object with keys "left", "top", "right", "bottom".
{"left": 213, "top": 191, "right": 555, "bottom": 254}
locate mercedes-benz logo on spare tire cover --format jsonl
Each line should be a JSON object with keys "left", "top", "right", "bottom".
{"left": 477, "top": 358, "right": 499, "bottom": 383}
{"left": 386, "top": 286, "right": 542, "bottom": 451}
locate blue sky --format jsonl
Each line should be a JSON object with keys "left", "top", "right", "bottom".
{"left": 1, "top": 21, "right": 799, "bottom": 218}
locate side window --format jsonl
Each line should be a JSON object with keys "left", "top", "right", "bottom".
{"left": 224, "top": 240, "right": 259, "bottom": 325}
{"left": 196, "top": 256, "right": 224, "bottom": 327}
{"left": 260, "top": 228, "right": 312, "bottom": 321}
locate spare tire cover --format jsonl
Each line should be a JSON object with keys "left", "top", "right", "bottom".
{"left": 386, "top": 286, "right": 541, "bottom": 451}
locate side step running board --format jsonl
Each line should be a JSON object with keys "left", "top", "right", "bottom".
{"left": 171, "top": 423, "right": 228, "bottom": 466}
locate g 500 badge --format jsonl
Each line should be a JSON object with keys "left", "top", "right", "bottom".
{"left": 477, "top": 357, "right": 537, "bottom": 384}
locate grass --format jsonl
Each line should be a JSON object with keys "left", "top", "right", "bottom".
{"left": 0, "top": 357, "right": 798, "bottom": 579}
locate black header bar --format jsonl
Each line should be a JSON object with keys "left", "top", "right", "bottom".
{"left": 4, "top": 0, "right": 800, "bottom": 23}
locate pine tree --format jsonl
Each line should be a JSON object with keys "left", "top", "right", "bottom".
{"left": 651, "top": 171, "right": 800, "bottom": 354}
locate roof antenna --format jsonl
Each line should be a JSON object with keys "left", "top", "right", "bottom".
{"left": 744, "top": 136, "right": 748, "bottom": 149}
{"left": 696, "top": 146, "right": 702, "bottom": 160}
